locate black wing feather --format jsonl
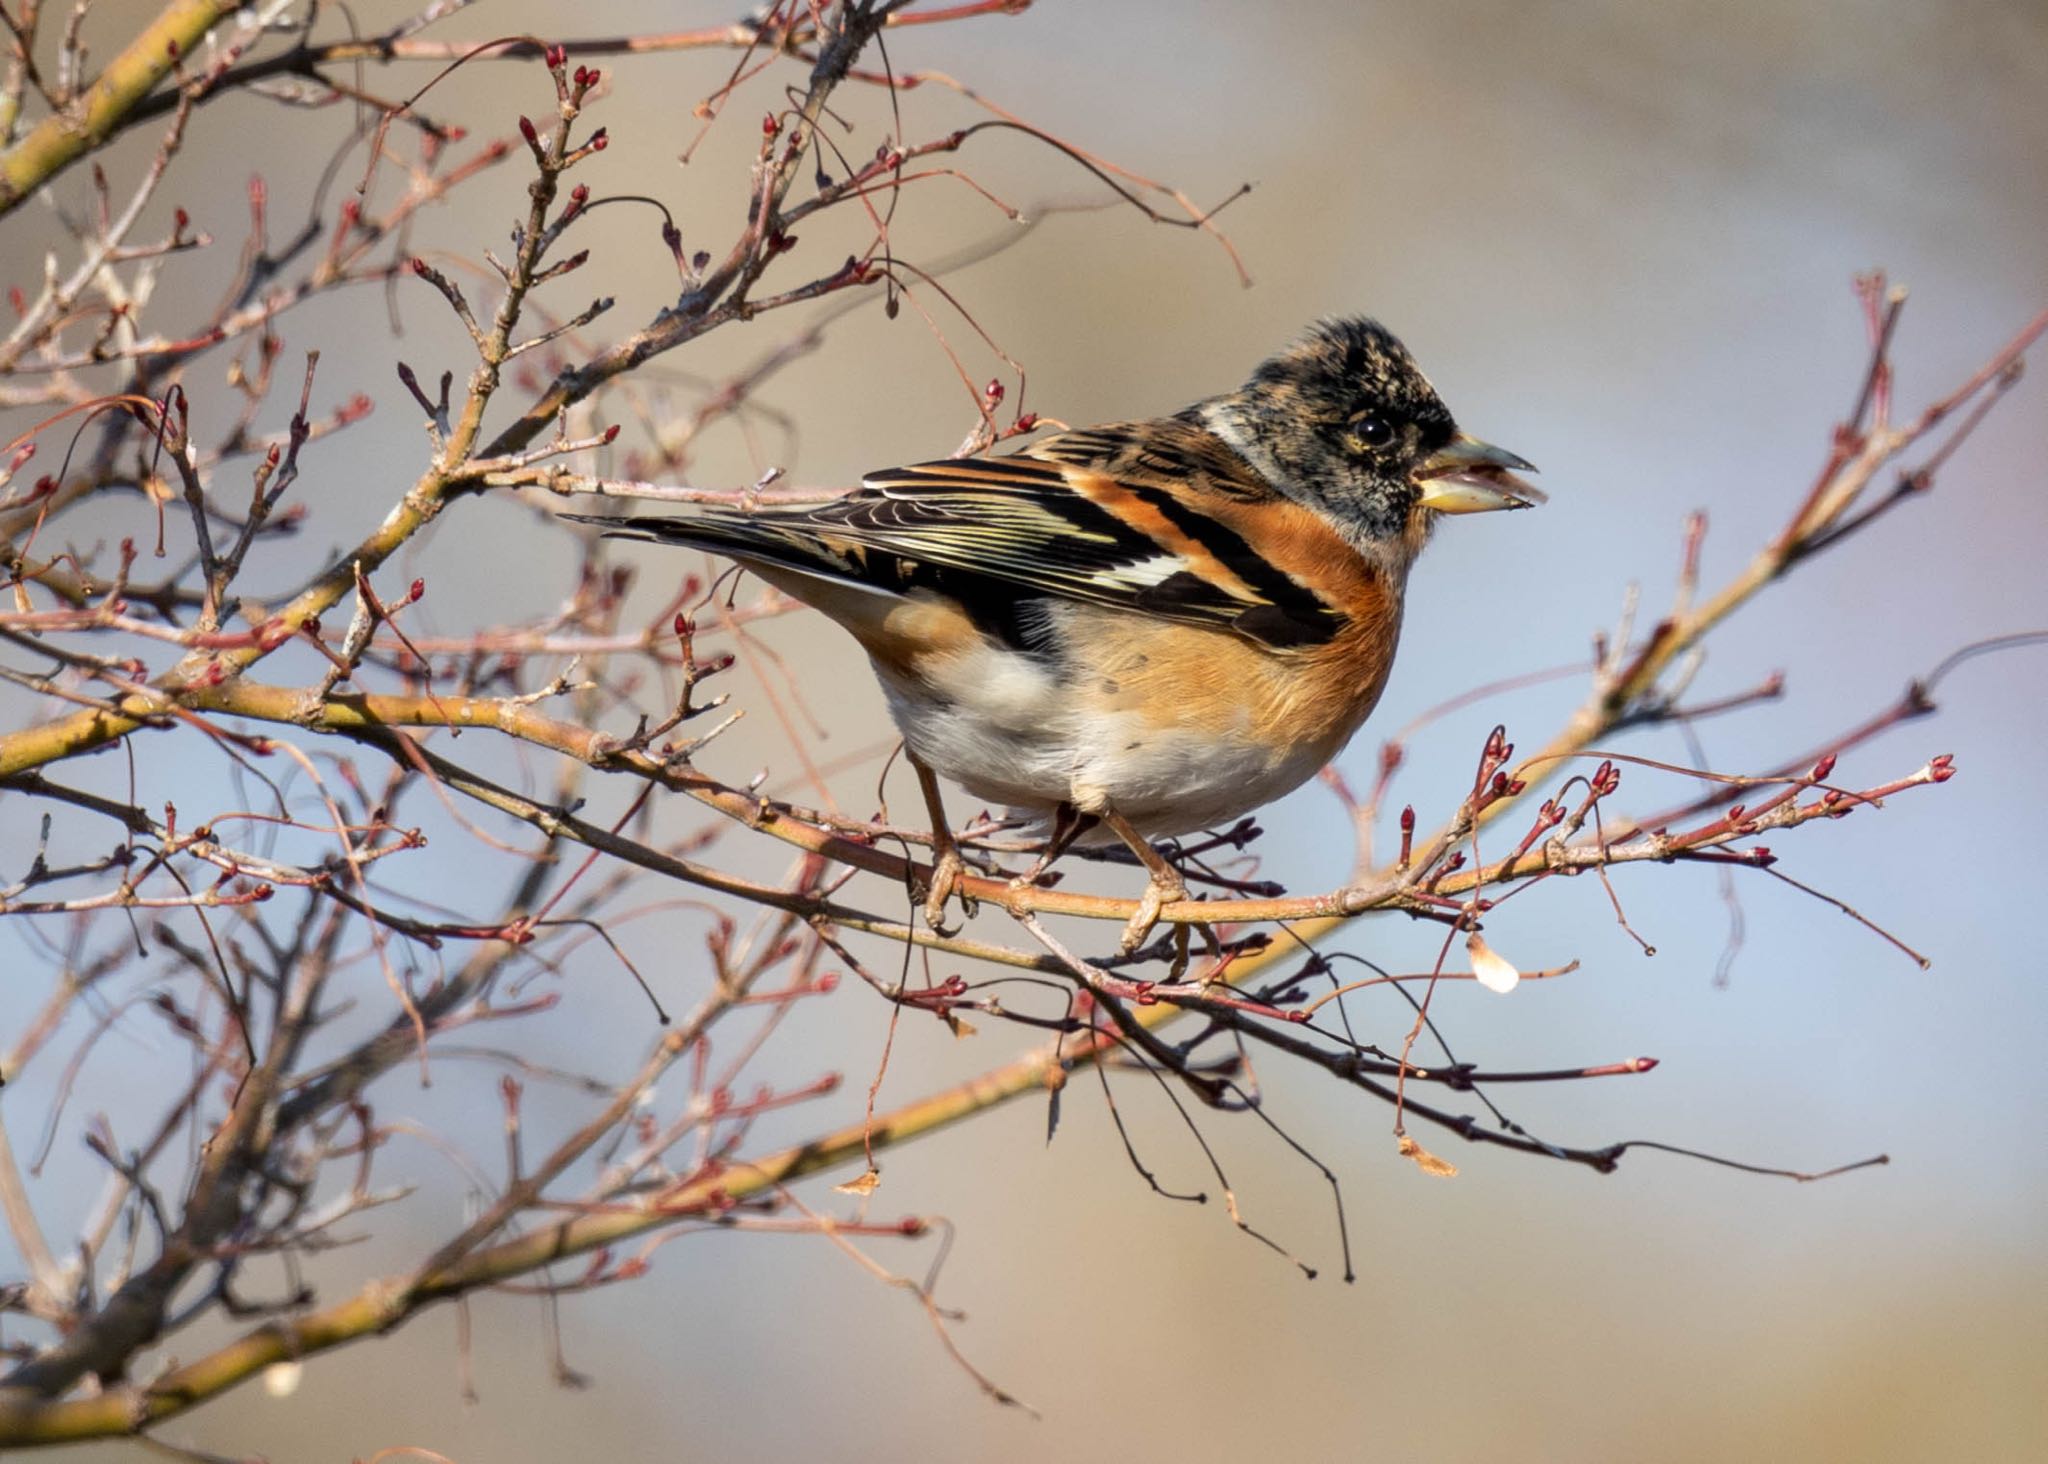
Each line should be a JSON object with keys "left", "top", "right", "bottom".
{"left": 564, "top": 431, "right": 1342, "bottom": 649}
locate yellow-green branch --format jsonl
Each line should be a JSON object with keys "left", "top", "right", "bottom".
{"left": 0, "top": 0, "right": 240, "bottom": 215}
{"left": 0, "top": 1024, "right": 1089, "bottom": 1445}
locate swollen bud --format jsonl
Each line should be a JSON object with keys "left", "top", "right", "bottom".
{"left": 1466, "top": 932, "right": 1521, "bottom": 995}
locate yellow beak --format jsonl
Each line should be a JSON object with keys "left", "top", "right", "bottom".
{"left": 1412, "top": 434, "right": 1545, "bottom": 513}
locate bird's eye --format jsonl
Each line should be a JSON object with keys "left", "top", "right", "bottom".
{"left": 1348, "top": 416, "right": 1395, "bottom": 453}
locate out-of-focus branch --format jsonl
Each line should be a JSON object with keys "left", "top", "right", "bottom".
{"left": 0, "top": 1018, "right": 1075, "bottom": 1444}
{"left": 0, "top": 0, "right": 240, "bottom": 214}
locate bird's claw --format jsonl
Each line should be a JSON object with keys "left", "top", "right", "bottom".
{"left": 1002, "top": 870, "right": 1040, "bottom": 917}
{"left": 1119, "top": 873, "right": 1190, "bottom": 977}
{"left": 921, "top": 845, "right": 975, "bottom": 934}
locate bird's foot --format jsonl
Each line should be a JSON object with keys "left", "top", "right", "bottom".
{"left": 921, "top": 844, "right": 977, "bottom": 935}
{"left": 1001, "top": 803, "right": 1088, "bottom": 917}
{"left": 1119, "top": 870, "right": 1190, "bottom": 976}
{"left": 1002, "top": 869, "right": 1041, "bottom": 917}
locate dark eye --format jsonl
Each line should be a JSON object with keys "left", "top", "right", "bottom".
{"left": 1350, "top": 416, "right": 1395, "bottom": 451}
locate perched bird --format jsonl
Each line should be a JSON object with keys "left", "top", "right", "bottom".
{"left": 569, "top": 317, "right": 1540, "bottom": 958}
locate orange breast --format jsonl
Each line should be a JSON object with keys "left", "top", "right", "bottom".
{"left": 1065, "top": 598, "right": 1402, "bottom": 770}
{"left": 1122, "top": 489, "right": 1407, "bottom": 761}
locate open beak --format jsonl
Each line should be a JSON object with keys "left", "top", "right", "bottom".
{"left": 1412, "top": 434, "right": 1545, "bottom": 513}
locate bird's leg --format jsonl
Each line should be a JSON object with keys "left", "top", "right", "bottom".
{"left": 1097, "top": 807, "right": 1190, "bottom": 975}
{"left": 1007, "top": 802, "right": 1095, "bottom": 903}
{"left": 910, "top": 756, "right": 975, "bottom": 934}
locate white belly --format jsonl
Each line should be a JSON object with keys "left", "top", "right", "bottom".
{"left": 874, "top": 645, "right": 1324, "bottom": 838}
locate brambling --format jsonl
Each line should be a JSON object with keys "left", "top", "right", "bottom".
{"left": 569, "top": 317, "right": 1540, "bottom": 959}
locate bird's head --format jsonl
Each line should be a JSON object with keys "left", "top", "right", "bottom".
{"left": 1198, "top": 316, "right": 1542, "bottom": 563}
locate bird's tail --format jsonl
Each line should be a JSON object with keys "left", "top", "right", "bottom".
{"left": 559, "top": 507, "right": 863, "bottom": 587}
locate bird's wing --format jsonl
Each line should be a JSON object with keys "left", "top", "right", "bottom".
{"left": 587, "top": 420, "right": 1347, "bottom": 650}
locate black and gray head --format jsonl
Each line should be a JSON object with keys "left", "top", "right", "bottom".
{"left": 1192, "top": 316, "right": 1541, "bottom": 557}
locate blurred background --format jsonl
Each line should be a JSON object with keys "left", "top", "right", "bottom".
{"left": 3, "top": 0, "right": 2045, "bottom": 1459}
